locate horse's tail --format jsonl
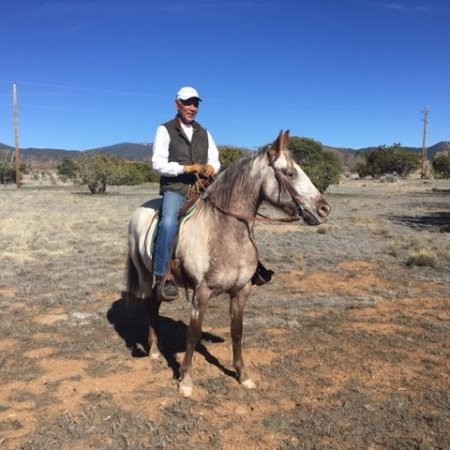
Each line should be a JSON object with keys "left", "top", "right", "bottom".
{"left": 126, "top": 203, "right": 159, "bottom": 299}
{"left": 126, "top": 253, "right": 141, "bottom": 298}
{"left": 126, "top": 247, "right": 154, "bottom": 299}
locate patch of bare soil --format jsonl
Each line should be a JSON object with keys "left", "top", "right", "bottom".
{"left": 0, "top": 179, "right": 449, "bottom": 449}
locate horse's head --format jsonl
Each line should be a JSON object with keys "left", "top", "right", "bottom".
{"left": 261, "top": 130, "right": 331, "bottom": 225}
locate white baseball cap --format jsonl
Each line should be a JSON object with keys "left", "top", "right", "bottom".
{"left": 176, "top": 86, "right": 202, "bottom": 102}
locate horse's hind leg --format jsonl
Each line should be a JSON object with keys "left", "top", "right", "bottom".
{"left": 230, "top": 285, "right": 256, "bottom": 389}
{"left": 146, "top": 293, "right": 161, "bottom": 359}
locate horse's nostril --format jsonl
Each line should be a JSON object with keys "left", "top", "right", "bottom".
{"left": 319, "top": 203, "right": 331, "bottom": 217}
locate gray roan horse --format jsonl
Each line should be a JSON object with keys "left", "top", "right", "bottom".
{"left": 126, "top": 130, "right": 331, "bottom": 397}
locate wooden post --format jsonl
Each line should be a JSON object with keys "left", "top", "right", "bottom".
{"left": 421, "top": 106, "right": 429, "bottom": 179}
{"left": 13, "top": 82, "right": 21, "bottom": 187}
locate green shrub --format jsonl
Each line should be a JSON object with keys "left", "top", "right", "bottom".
{"left": 288, "top": 137, "right": 343, "bottom": 192}
{"left": 0, "top": 160, "right": 15, "bottom": 183}
{"left": 57, "top": 157, "right": 79, "bottom": 181}
{"left": 432, "top": 154, "right": 450, "bottom": 179}
{"left": 131, "top": 161, "right": 159, "bottom": 183}
{"left": 0, "top": 150, "right": 26, "bottom": 183}
{"left": 219, "top": 147, "right": 245, "bottom": 171}
{"left": 57, "top": 154, "right": 158, "bottom": 193}
{"left": 357, "top": 144, "right": 421, "bottom": 178}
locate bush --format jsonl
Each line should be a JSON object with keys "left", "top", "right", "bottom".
{"left": 0, "top": 151, "right": 15, "bottom": 183}
{"left": 407, "top": 248, "right": 438, "bottom": 268}
{"left": 357, "top": 144, "right": 421, "bottom": 178}
{"left": 57, "top": 157, "right": 79, "bottom": 182}
{"left": 57, "top": 154, "right": 159, "bottom": 193}
{"left": 288, "top": 137, "right": 343, "bottom": 192}
{"left": 432, "top": 154, "right": 450, "bottom": 179}
{"left": 132, "top": 161, "right": 159, "bottom": 183}
{"left": 0, "top": 150, "right": 26, "bottom": 183}
{"left": 77, "top": 153, "right": 111, "bottom": 194}
{"left": 103, "top": 159, "right": 159, "bottom": 186}
{"left": 219, "top": 147, "right": 245, "bottom": 171}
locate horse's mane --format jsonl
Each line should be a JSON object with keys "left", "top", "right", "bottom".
{"left": 207, "top": 150, "right": 264, "bottom": 208}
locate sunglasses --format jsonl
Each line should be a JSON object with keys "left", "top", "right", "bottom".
{"left": 179, "top": 98, "right": 200, "bottom": 107}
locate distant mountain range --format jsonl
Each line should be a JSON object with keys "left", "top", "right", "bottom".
{"left": 1, "top": 140, "right": 449, "bottom": 170}
{"left": 0, "top": 142, "right": 154, "bottom": 168}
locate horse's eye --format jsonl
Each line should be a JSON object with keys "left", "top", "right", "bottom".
{"left": 283, "top": 167, "right": 295, "bottom": 178}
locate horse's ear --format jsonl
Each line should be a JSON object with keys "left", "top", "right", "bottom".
{"left": 277, "top": 130, "right": 284, "bottom": 142}
{"left": 269, "top": 130, "right": 284, "bottom": 159}
{"left": 281, "top": 130, "right": 290, "bottom": 149}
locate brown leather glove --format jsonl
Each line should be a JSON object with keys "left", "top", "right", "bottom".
{"left": 184, "top": 164, "right": 203, "bottom": 174}
{"left": 199, "top": 164, "right": 215, "bottom": 177}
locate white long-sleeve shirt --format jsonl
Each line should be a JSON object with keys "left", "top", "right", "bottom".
{"left": 151, "top": 122, "right": 221, "bottom": 177}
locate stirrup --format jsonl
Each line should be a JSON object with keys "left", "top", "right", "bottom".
{"left": 251, "top": 262, "right": 274, "bottom": 286}
{"left": 154, "top": 276, "right": 179, "bottom": 302}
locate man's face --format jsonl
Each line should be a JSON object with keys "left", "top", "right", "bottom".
{"left": 176, "top": 98, "right": 200, "bottom": 124}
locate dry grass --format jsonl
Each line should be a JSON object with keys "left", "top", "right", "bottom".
{"left": 0, "top": 177, "right": 449, "bottom": 449}
{"left": 407, "top": 247, "right": 439, "bottom": 268}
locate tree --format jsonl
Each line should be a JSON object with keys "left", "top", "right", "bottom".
{"left": 129, "top": 161, "right": 159, "bottom": 183}
{"left": 0, "top": 150, "right": 26, "bottom": 183}
{"left": 288, "top": 137, "right": 343, "bottom": 192}
{"left": 219, "top": 147, "right": 244, "bottom": 170}
{"left": 75, "top": 153, "right": 114, "bottom": 194}
{"left": 356, "top": 146, "right": 391, "bottom": 178}
{"left": 57, "top": 157, "right": 79, "bottom": 181}
{"left": 0, "top": 151, "right": 14, "bottom": 183}
{"left": 59, "top": 153, "right": 160, "bottom": 193}
{"left": 356, "top": 144, "right": 421, "bottom": 178}
{"left": 432, "top": 154, "right": 450, "bottom": 179}
{"left": 389, "top": 145, "right": 421, "bottom": 177}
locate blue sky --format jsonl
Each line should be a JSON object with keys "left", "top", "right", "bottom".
{"left": 0, "top": 0, "right": 449, "bottom": 151}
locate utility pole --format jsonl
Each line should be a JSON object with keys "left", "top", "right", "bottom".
{"left": 13, "top": 81, "right": 21, "bottom": 187}
{"left": 421, "top": 105, "right": 429, "bottom": 179}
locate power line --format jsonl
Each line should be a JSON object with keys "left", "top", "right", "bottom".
{"left": 9, "top": 80, "right": 170, "bottom": 98}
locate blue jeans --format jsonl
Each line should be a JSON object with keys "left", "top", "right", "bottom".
{"left": 153, "top": 190, "right": 186, "bottom": 277}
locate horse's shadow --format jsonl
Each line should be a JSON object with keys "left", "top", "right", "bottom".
{"left": 106, "top": 293, "right": 234, "bottom": 380}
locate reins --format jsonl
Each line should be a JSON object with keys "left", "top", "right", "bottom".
{"left": 206, "top": 195, "right": 300, "bottom": 223}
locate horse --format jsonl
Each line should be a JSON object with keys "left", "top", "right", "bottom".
{"left": 126, "top": 130, "right": 331, "bottom": 397}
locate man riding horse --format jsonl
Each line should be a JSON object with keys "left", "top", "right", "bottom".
{"left": 151, "top": 86, "right": 272, "bottom": 301}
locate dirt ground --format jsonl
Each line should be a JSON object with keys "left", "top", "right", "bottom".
{"left": 0, "top": 178, "right": 449, "bottom": 449}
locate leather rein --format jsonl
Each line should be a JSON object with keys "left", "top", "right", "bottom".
{"left": 205, "top": 151, "right": 308, "bottom": 224}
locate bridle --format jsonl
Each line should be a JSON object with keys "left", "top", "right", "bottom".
{"left": 205, "top": 149, "right": 311, "bottom": 224}
{"left": 266, "top": 149, "right": 309, "bottom": 220}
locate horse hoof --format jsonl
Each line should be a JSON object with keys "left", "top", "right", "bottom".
{"left": 179, "top": 383, "right": 193, "bottom": 398}
{"left": 149, "top": 350, "right": 160, "bottom": 360}
{"left": 178, "top": 374, "right": 194, "bottom": 398}
{"left": 241, "top": 378, "right": 256, "bottom": 389}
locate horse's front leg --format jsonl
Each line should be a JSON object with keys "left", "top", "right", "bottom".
{"left": 230, "top": 284, "right": 256, "bottom": 389}
{"left": 179, "top": 283, "right": 210, "bottom": 397}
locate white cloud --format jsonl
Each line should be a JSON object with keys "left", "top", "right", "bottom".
{"left": 368, "top": 1, "right": 445, "bottom": 14}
